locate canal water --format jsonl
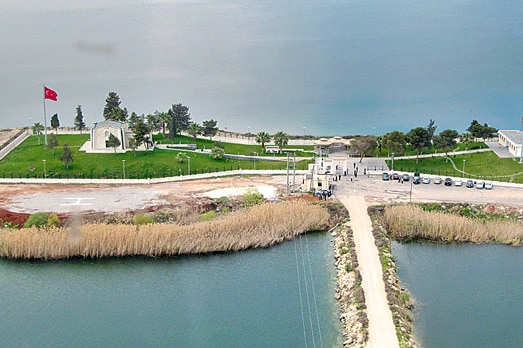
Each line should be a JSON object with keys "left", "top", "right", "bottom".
{"left": 0, "top": 232, "right": 342, "bottom": 347}
{"left": 392, "top": 242, "right": 523, "bottom": 348}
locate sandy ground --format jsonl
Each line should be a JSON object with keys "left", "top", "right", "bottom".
{"left": 0, "top": 175, "right": 289, "bottom": 214}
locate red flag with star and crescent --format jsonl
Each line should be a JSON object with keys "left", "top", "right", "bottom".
{"left": 44, "top": 86, "right": 58, "bottom": 101}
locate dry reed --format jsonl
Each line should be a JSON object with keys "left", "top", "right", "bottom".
{"left": 0, "top": 200, "right": 330, "bottom": 259}
{"left": 384, "top": 204, "right": 523, "bottom": 245}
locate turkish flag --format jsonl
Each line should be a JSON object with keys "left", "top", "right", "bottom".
{"left": 44, "top": 86, "right": 58, "bottom": 101}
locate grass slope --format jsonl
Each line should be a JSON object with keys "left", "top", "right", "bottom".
{"left": 0, "top": 134, "right": 312, "bottom": 179}
{"left": 391, "top": 152, "right": 523, "bottom": 183}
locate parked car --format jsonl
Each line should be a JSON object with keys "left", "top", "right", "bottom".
{"left": 444, "top": 178, "right": 452, "bottom": 186}
{"left": 466, "top": 179, "right": 474, "bottom": 188}
{"left": 391, "top": 172, "right": 400, "bottom": 180}
{"left": 315, "top": 189, "right": 332, "bottom": 198}
{"left": 476, "top": 180, "right": 485, "bottom": 189}
{"left": 422, "top": 177, "right": 430, "bottom": 184}
{"left": 382, "top": 172, "right": 390, "bottom": 181}
{"left": 413, "top": 172, "right": 421, "bottom": 184}
{"left": 402, "top": 173, "right": 410, "bottom": 182}
{"left": 485, "top": 181, "right": 493, "bottom": 190}
{"left": 454, "top": 179, "right": 463, "bottom": 187}
{"left": 433, "top": 177, "right": 442, "bottom": 184}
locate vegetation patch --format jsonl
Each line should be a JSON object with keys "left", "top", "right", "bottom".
{"left": 0, "top": 134, "right": 312, "bottom": 179}
{"left": 369, "top": 206, "right": 418, "bottom": 348}
{"left": 0, "top": 200, "right": 330, "bottom": 260}
{"left": 383, "top": 204, "right": 523, "bottom": 245}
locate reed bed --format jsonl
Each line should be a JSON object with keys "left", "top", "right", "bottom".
{"left": 384, "top": 204, "right": 523, "bottom": 245}
{"left": 0, "top": 200, "right": 330, "bottom": 259}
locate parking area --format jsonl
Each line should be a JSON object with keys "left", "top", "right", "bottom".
{"left": 334, "top": 171, "right": 523, "bottom": 207}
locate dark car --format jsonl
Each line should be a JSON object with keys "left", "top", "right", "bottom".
{"left": 444, "top": 178, "right": 452, "bottom": 186}
{"left": 382, "top": 172, "right": 390, "bottom": 181}
{"left": 466, "top": 179, "right": 474, "bottom": 188}
{"left": 402, "top": 173, "right": 410, "bottom": 182}
{"left": 315, "top": 189, "right": 332, "bottom": 199}
{"left": 413, "top": 172, "right": 421, "bottom": 184}
{"left": 391, "top": 172, "right": 400, "bottom": 180}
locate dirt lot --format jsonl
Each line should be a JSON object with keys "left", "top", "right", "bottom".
{"left": 0, "top": 175, "right": 295, "bottom": 225}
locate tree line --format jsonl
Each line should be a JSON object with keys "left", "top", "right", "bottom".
{"left": 366, "top": 119, "right": 497, "bottom": 163}
{"left": 30, "top": 91, "right": 499, "bottom": 166}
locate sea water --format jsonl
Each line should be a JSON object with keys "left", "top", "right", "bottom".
{"left": 0, "top": 232, "right": 342, "bottom": 347}
{"left": 393, "top": 242, "right": 523, "bottom": 348}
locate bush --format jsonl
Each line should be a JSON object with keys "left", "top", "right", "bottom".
{"left": 200, "top": 211, "right": 217, "bottom": 221}
{"left": 47, "top": 213, "right": 62, "bottom": 227}
{"left": 134, "top": 214, "right": 154, "bottom": 226}
{"left": 24, "top": 212, "right": 49, "bottom": 228}
{"left": 211, "top": 147, "right": 225, "bottom": 160}
{"left": 242, "top": 189, "right": 265, "bottom": 207}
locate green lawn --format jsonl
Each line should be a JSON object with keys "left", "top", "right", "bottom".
{"left": 390, "top": 152, "right": 523, "bottom": 183}
{"left": 154, "top": 133, "right": 315, "bottom": 157}
{"left": 0, "top": 135, "right": 313, "bottom": 179}
{"left": 4, "top": 134, "right": 521, "bottom": 182}
{"left": 377, "top": 141, "right": 487, "bottom": 157}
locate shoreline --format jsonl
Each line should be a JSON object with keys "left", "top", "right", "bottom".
{"left": 0, "top": 200, "right": 330, "bottom": 260}
{"left": 332, "top": 221, "right": 369, "bottom": 346}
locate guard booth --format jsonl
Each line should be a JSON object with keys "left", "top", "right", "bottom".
{"left": 302, "top": 156, "right": 350, "bottom": 192}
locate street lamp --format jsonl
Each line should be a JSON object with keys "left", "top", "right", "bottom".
{"left": 247, "top": 127, "right": 250, "bottom": 144}
{"left": 409, "top": 175, "right": 413, "bottom": 203}
{"left": 391, "top": 153, "right": 395, "bottom": 171}
{"left": 462, "top": 159, "right": 466, "bottom": 178}
{"left": 42, "top": 159, "right": 46, "bottom": 179}
{"left": 253, "top": 152, "right": 257, "bottom": 170}
{"left": 188, "top": 156, "right": 191, "bottom": 175}
{"left": 122, "top": 160, "right": 126, "bottom": 180}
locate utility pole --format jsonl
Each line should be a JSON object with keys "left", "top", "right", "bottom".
{"left": 286, "top": 152, "right": 290, "bottom": 194}
{"left": 292, "top": 152, "right": 296, "bottom": 192}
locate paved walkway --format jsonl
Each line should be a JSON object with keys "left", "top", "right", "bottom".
{"left": 339, "top": 195, "right": 399, "bottom": 348}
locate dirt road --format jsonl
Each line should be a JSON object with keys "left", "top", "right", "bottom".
{"left": 340, "top": 195, "right": 399, "bottom": 348}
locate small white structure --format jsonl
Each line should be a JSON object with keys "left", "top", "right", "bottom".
{"left": 498, "top": 130, "right": 523, "bottom": 157}
{"left": 314, "top": 136, "right": 352, "bottom": 155}
{"left": 302, "top": 155, "right": 350, "bottom": 192}
{"left": 265, "top": 145, "right": 280, "bottom": 154}
{"left": 80, "top": 120, "right": 144, "bottom": 153}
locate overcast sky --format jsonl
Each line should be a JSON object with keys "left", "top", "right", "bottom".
{"left": 1, "top": 0, "right": 522, "bottom": 135}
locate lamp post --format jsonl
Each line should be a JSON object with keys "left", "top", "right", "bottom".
{"left": 122, "top": 160, "right": 126, "bottom": 180}
{"left": 42, "top": 159, "right": 46, "bottom": 179}
{"left": 253, "top": 152, "right": 257, "bottom": 170}
{"left": 247, "top": 127, "right": 250, "bottom": 144}
{"left": 391, "top": 152, "right": 395, "bottom": 171}
{"left": 409, "top": 175, "right": 413, "bottom": 203}
{"left": 462, "top": 159, "right": 466, "bottom": 178}
{"left": 188, "top": 156, "right": 191, "bottom": 175}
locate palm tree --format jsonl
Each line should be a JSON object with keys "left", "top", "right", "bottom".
{"left": 461, "top": 132, "right": 472, "bottom": 151}
{"left": 255, "top": 131, "right": 271, "bottom": 153}
{"left": 32, "top": 122, "right": 44, "bottom": 145}
{"left": 187, "top": 122, "right": 202, "bottom": 139}
{"left": 273, "top": 131, "right": 289, "bottom": 153}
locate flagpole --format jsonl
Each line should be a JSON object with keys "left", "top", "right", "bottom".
{"left": 43, "top": 84, "right": 48, "bottom": 146}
